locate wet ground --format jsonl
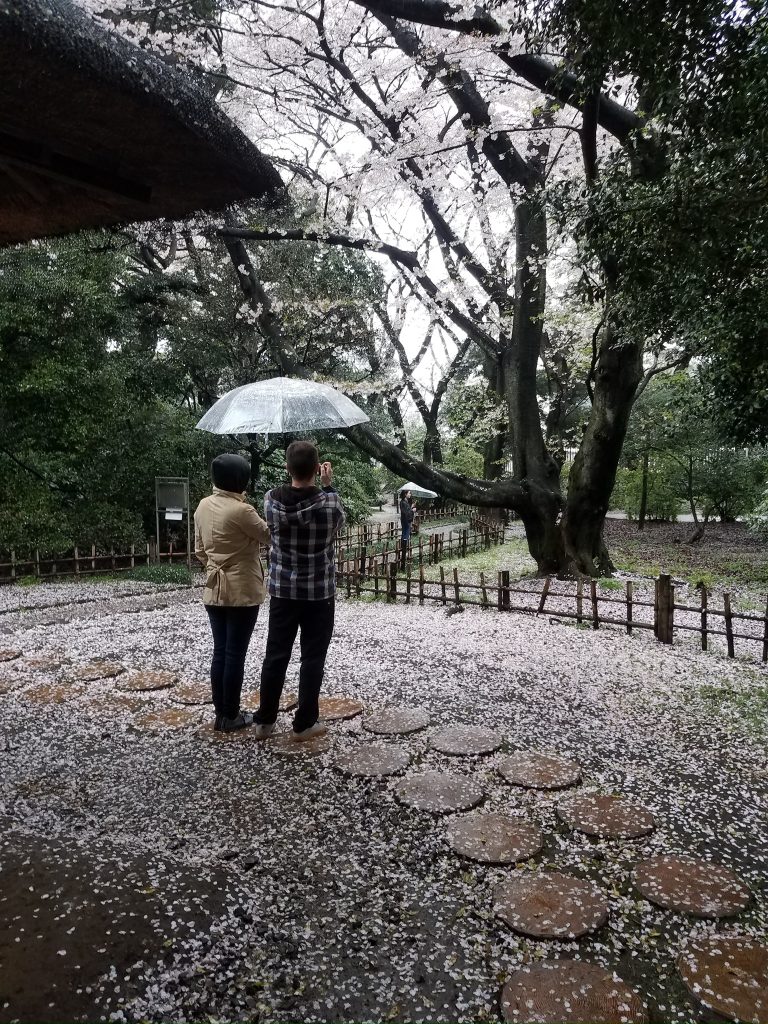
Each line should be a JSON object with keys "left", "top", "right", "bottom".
{"left": 0, "top": 582, "right": 766, "bottom": 1023}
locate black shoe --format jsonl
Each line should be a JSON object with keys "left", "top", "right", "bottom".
{"left": 218, "top": 711, "right": 255, "bottom": 733}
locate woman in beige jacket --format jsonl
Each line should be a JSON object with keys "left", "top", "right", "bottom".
{"left": 194, "top": 453, "right": 270, "bottom": 732}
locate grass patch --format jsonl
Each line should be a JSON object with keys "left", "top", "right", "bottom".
{"left": 122, "top": 564, "right": 192, "bottom": 586}
{"left": 694, "top": 684, "right": 768, "bottom": 741}
{"left": 419, "top": 538, "right": 534, "bottom": 582}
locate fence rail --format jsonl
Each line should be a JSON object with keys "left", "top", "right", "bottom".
{"left": 337, "top": 566, "right": 768, "bottom": 665}
{"left": 0, "top": 540, "right": 187, "bottom": 582}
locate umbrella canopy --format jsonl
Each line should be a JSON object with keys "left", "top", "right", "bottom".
{"left": 0, "top": 0, "right": 282, "bottom": 246}
{"left": 196, "top": 378, "right": 370, "bottom": 436}
{"left": 398, "top": 482, "right": 439, "bottom": 499}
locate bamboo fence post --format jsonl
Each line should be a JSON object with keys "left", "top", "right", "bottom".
{"left": 501, "top": 570, "right": 510, "bottom": 611}
{"left": 537, "top": 577, "right": 550, "bottom": 615}
{"left": 354, "top": 557, "right": 361, "bottom": 598}
{"left": 590, "top": 579, "right": 599, "bottom": 629}
{"left": 418, "top": 537, "right": 424, "bottom": 567}
{"left": 388, "top": 563, "right": 397, "bottom": 603}
{"left": 35, "top": 549, "right": 40, "bottom": 578}
{"left": 374, "top": 572, "right": 380, "bottom": 600}
{"left": 406, "top": 566, "right": 412, "bottom": 604}
{"left": 10, "top": 550, "right": 15, "bottom": 581}
{"left": 346, "top": 565, "right": 352, "bottom": 598}
{"left": 111, "top": 547, "right": 116, "bottom": 572}
{"left": 723, "top": 592, "right": 735, "bottom": 658}
{"left": 480, "top": 571, "right": 488, "bottom": 606}
{"left": 419, "top": 563, "right": 425, "bottom": 606}
{"left": 700, "top": 587, "right": 708, "bottom": 651}
{"left": 453, "top": 567, "right": 460, "bottom": 605}
{"left": 129, "top": 543, "right": 135, "bottom": 569}
{"left": 439, "top": 566, "right": 447, "bottom": 605}
{"left": 626, "top": 580, "right": 633, "bottom": 635}
{"left": 762, "top": 595, "right": 768, "bottom": 663}
{"left": 576, "top": 578, "right": 583, "bottom": 624}
{"left": 74, "top": 547, "right": 80, "bottom": 578}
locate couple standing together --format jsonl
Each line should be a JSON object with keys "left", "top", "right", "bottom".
{"left": 194, "top": 440, "right": 345, "bottom": 738}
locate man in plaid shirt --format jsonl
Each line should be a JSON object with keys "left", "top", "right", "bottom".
{"left": 253, "top": 440, "right": 346, "bottom": 740}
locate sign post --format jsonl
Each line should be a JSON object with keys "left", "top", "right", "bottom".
{"left": 155, "top": 477, "right": 191, "bottom": 571}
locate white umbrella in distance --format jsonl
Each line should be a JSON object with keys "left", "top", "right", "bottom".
{"left": 195, "top": 377, "right": 370, "bottom": 435}
{"left": 398, "top": 481, "right": 439, "bottom": 499}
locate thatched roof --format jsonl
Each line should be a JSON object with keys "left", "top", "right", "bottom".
{"left": 0, "top": 0, "right": 283, "bottom": 245}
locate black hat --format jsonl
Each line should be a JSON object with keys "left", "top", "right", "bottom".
{"left": 211, "top": 453, "right": 251, "bottom": 492}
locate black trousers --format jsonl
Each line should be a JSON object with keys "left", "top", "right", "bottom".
{"left": 256, "top": 596, "right": 335, "bottom": 732}
{"left": 205, "top": 605, "right": 259, "bottom": 718}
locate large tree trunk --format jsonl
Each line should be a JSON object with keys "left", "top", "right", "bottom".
{"left": 561, "top": 322, "right": 644, "bottom": 573}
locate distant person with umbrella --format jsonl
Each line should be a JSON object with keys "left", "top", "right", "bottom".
{"left": 400, "top": 489, "right": 415, "bottom": 545}
{"left": 194, "top": 453, "right": 270, "bottom": 733}
{"left": 253, "top": 440, "right": 346, "bottom": 741}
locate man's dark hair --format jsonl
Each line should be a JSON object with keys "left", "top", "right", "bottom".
{"left": 286, "top": 440, "right": 320, "bottom": 481}
{"left": 211, "top": 453, "right": 251, "bottom": 492}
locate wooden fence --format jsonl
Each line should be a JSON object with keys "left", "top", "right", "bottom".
{"left": 338, "top": 566, "right": 768, "bottom": 664}
{"left": 337, "top": 507, "right": 503, "bottom": 548}
{"left": 0, "top": 540, "right": 188, "bottom": 582}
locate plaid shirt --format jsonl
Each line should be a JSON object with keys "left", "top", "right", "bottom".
{"left": 264, "top": 485, "right": 346, "bottom": 600}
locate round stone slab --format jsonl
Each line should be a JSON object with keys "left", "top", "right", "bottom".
{"left": 499, "top": 752, "right": 582, "bottom": 790}
{"left": 0, "top": 649, "right": 21, "bottom": 663}
{"left": 335, "top": 743, "right": 411, "bottom": 777}
{"left": 494, "top": 872, "right": 609, "bottom": 939}
{"left": 279, "top": 691, "right": 298, "bottom": 712}
{"left": 634, "top": 855, "right": 750, "bottom": 918}
{"left": 68, "top": 661, "right": 125, "bottom": 682}
{"left": 268, "top": 732, "right": 330, "bottom": 757}
{"left": 169, "top": 679, "right": 213, "bottom": 705}
{"left": 117, "top": 669, "right": 177, "bottom": 692}
{"left": 394, "top": 770, "right": 484, "bottom": 814}
{"left": 678, "top": 935, "right": 768, "bottom": 1023}
{"left": 318, "top": 697, "right": 363, "bottom": 721}
{"left": 86, "top": 692, "right": 147, "bottom": 715}
{"left": 429, "top": 725, "right": 502, "bottom": 756}
{"left": 22, "top": 681, "right": 86, "bottom": 705}
{"left": 501, "top": 961, "right": 647, "bottom": 1023}
{"left": 22, "top": 656, "right": 68, "bottom": 672}
{"left": 446, "top": 812, "right": 543, "bottom": 864}
{"left": 135, "top": 706, "right": 201, "bottom": 731}
{"left": 362, "top": 706, "right": 430, "bottom": 736}
{"left": 557, "top": 794, "right": 655, "bottom": 839}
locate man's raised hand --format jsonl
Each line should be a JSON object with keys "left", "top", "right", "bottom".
{"left": 320, "top": 461, "right": 333, "bottom": 487}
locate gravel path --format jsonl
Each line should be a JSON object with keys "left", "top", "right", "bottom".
{"left": 1, "top": 585, "right": 766, "bottom": 1023}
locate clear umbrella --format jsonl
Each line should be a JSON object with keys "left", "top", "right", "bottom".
{"left": 398, "top": 481, "right": 439, "bottom": 499}
{"left": 195, "top": 377, "right": 370, "bottom": 436}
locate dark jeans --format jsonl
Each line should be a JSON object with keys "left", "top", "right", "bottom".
{"left": 206, "top": 605, "right": 259, "bottom": 718}
{"left": 256, "top": 596, "right": 335, "bottom": 732}
{"left": 401, "top": 522, "right": 411, "bottom": 543}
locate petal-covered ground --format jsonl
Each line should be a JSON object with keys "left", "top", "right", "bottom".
{"left": 1, "top": 582, "right": 766, "bottom": 1023}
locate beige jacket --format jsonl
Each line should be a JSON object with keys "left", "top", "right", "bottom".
{"left": 194, "top": 488, "right": 271, "bottom": 606}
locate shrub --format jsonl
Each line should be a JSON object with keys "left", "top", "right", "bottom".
{"left": 123, "top": 564, "right": 192, "bottom": 586}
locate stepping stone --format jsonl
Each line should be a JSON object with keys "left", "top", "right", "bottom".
{"left": 499, "top": 752, "right": 582, "bottom": 790}
{"left": 279, "top": 691, "right": 298, "bottom": 712}
{"left": 557, "top": 794, "right": 655, "bottom": 839}
{"left": 494, "top": 872, "right": 609, "bottom": 939}
{"left": 318, "top": 696, "right": 363, "bottom": 721}
{"left": 169, "top": 679, "right": 213, "bottom": 705}
{"left": 21, "top": 681, "right": 86, "bottom": 705}
{"left": 268, "top": 731, "right": 330, "bottom": 757}
{"left": 68, "top": 661, "right": 125, "bottom": 682}
{"left": 135, "top": 706, "right": 201, "bottom": 731}
{"left": 634, "top": 854, "right": 750, "bottom": 918}
{"left": 0, "top": 649, "right": 21, "bottom": 663}
{"left": 362, "top": 707, "right": 430, "bottom": 735}
{"left": 117, "top": 669, "right": 177, "bottom": 692}
{"left": 85, "top": 693, "right": 147, "bottom": 715}
{"left": 394, "top": 770, "right": 484, "bottom": 814}
{"left": 335, "top": 742, "right": 411, "bottom": 777}
{"left": 678, "top": 935, "right": 768, "bottom": 1023}
{"left": 22, "top": 656, "right": 68, "bottom": 673}
{"left": 501, "top": 961, "right": 647, "bottom": 1023}
{"left": 446, "top": 812, "right": 543, "bottom": 864}
{"left": 429, "top": 725, "right": 502, "bottom": 756}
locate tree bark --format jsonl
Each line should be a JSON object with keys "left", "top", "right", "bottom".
{"left": 638, "top": 449, "right": 649, "bottom": 530}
